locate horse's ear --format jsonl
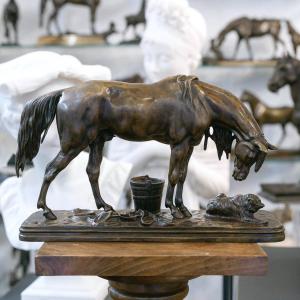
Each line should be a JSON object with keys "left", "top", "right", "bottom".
{"left": 267, "top": 143, "right": 277, "bottom": 150}
{"left": 253, "top": 140, "right": 268, "bottom": 153}
{"left": 255, "top": 152, "right": 266, "bottom": 172}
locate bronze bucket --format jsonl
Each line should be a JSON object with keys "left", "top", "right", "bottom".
{"left": 130, "top": 175, "right": 165, "bottom": 214}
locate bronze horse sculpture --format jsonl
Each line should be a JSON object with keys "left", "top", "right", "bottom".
{"left": 3, "top": 0, "right": 19, "bottom": 45}
{"left": 241, "top": 90, "right": 293, "bottom": 145}
{"left": 211, "top": 17, "right": 285, "bottom": 60}
{"left": 16, "top": 75, "right": 275, "bottom": 221}
{"left": 268, "top": 55, "right": 300, "bottom": 132}
{"left": 40, "top": 0, "right": 101, "bottom": 35}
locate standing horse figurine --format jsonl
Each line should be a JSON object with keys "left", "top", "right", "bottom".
{"left": 16, "top": 75, "right": 276, "bottom": 221}
{"left": 287, "top": 21, "right": 300, "bottom": 56}
{"left": 268, "top": 55, "right": 300, "bottom": 132}
{"left": 123, "top": 0, "right": 146, "bottom": 40}
{"left": 3, "top": 0, "right": 19, "bottom": 45}
{"left": 211, "top": 17, "right": 285, "bottom": 60}
{"left": 40, "top": 0, "right": 101, "bottom": 35}
{"left": 241, "top": 90, "right": 293, "bottom": 145}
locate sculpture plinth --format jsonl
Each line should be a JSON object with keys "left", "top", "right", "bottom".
{"left": 20, "top": 209, "right": 284, "bottom": 243}
{"left": 35, "top": 241, "right": 268, "bottom": 300}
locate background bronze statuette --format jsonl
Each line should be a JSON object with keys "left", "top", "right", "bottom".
{"left": 208, "top": 16, "right": 287, "bottom": 62}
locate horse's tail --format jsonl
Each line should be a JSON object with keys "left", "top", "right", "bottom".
{"left": 39, "top": 0, "right": 48, "bottom": 27}
{"left": 15, "top": 90, "right": 63, "bottom": 177}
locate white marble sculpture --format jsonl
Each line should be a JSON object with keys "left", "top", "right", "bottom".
{"left": 0, "top": 51, "right": 132, "bottom": 251}
{"left": 141, "top": 0, "right": 207, "bottom": 82}
{"left": 107, "top": 0, "right": 230, "bottom": 210}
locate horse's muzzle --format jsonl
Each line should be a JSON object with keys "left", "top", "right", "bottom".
{"left": 268, "top": 82, "right": 279, "bottom": 93}
{"left": 232, "top": 169, "right": 248, "bottom": 181}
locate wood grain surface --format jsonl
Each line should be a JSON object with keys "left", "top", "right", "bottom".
{"left": 35, "top": 242, "right": 268, "bottom": 277}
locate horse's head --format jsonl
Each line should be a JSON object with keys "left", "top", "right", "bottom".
{"left": 233, "top": 138, "right": 276, "bottom": 181}
{"left": 268, "top": 55, "right": 299, "bottom": 92}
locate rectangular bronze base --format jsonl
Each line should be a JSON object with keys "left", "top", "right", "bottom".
{"left": 20, "top": 209, "right": 284, "bottom": 243}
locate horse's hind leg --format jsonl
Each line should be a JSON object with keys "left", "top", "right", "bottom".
{"left": 37, "top": 149, "right": 82, "bottom": 220}
{"left": 175, "top": 146, "right": 193, "bottom": 218}
{"left": 86, "top": 139, "right": 114, "bottom": 211}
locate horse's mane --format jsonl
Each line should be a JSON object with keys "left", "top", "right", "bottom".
{"left": 176, "top": 75, "right": 199, "bottom": 109}
{"left": 176, "top": 75, "right": 235, "bottom": 160}
{"left": 204, "top": 124, "right": 236, "bottom": 160}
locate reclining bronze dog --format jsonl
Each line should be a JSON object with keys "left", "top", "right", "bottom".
{"left": 206, "top": 193, "right": 266, "bottom": 224}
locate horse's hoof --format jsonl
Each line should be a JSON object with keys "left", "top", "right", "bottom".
{"left": 171, "top": 208, "right": 184, "bottom": 219}
{"left": 93, "top": 210, "right": 113, "bottom": 225}
{"left": 104, "top": 205, "right": 114, "bottom": 212}
{"left": 180, "top": 206, "right": 192, "bottom": 218}
{"left": 43, "top": 210, "right": 57, "bottom": 221}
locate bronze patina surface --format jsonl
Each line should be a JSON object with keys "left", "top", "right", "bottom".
{"left": 15, "top": 75, "right": 276, "bottom": 221}
{"left": 206, "top": 193, "right": 267, "bottom": 225}
{"left": 20, "top": 209, "right": 284, "bottom": 243}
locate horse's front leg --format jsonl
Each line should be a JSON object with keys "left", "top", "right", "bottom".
{"left": 174, "top": 146, "right": 194, "bottom": 218}
{"left": 86, "top": 138, "right": 114, "bottom": 212}
{"left": 245, "top": 37, "right": 254, "bottom": 60}
{"left": 166, "top": 140, "right": 191, "bottom": 219}
{"left": 233, "top": 36, "right": 242, "bottom": 59}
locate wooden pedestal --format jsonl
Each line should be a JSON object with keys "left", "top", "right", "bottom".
{"left": 35, "top": 242, "right": 267, "bottom": 299}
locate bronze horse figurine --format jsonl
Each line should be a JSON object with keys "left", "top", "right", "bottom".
{"left": 3, "top": 0, "right": 19, "bottom": 45}
{"left": 123, "top": 0, "right": 146, "bottom": 39}
{"left": 287, "top": 21, "right": 300, "bottom": 56}
{"left": 16, "top": 75, "right": 275, "bottom": 221}
{"left": 211, "top": 17, "right": 285, "bottom": 60}
{"left": 241, "top": 90, "right": 293, "bottom": 145}
{"left": 40, "top": 0, "right": 101, "bottom": 35}
{"left": 268, "top": 55, "right": 300, "bottom": 132}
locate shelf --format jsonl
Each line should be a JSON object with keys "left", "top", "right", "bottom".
{"left": 202, "top": 58, "right": 277, "bottom": 68}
